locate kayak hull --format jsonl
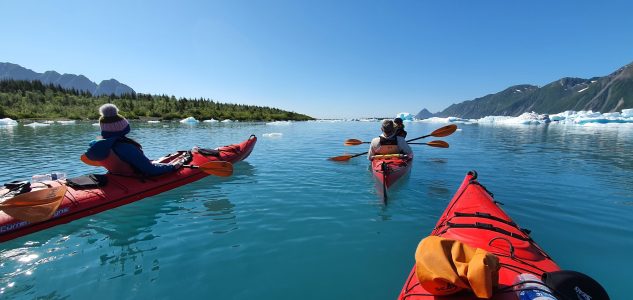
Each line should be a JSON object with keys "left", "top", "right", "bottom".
{"left": 371, "top": 156, "right": 412, "bottom": 189}
{"left": 398, "top": 171, "right": 560, "bottom": 300}
{"left": 0, "top": 135, "right": 257, "bottom": 243}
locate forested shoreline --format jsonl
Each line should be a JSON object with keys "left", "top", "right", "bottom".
{"left": 0, "top": 80, "right": 313, "bottom": 121}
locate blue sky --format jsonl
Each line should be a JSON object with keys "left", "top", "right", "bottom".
{"left": 2, "top": 0, "right": 633, "bottom": 119}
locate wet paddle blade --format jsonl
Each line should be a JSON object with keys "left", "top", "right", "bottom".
{"left": 430, "top": 124, "right": 457, "bottom": 137}
{"left": 329, "top": 154, "right": 354, "bottom": 161}
{"left": 195, "top": 161, "right": 234, "bottom": 177}
{"left": 344, "top": 139, "right": 364, "bottom": 146}
{"left": 0, "top": 186, "right": 67, "bottom": 223}
{"left": 426, "top": 140, "right": 449, "bottom": 148}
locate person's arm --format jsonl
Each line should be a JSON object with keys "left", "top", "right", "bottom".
{"left": 367, "top": 138, "right": 379, "bottom": 160}
{"left": 114, "top": 143, "right": 175, "bottom": 176}
{"left": 398, "top": 137, "right": 413, "bottom": 156}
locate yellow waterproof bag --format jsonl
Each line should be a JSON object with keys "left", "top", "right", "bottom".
{"left": 415, "top": 236, "right": 500, "bottom": 298}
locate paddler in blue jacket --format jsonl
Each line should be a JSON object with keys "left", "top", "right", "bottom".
{"left": 367, "top": 119, "right": 413, "bottom": 160}
{"left": 83, "top": 103, "right": 183, "bottom": 176}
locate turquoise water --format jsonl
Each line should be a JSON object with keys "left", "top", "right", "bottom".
{"left": 0, "top": 121, "right": 632, "bottom": 299}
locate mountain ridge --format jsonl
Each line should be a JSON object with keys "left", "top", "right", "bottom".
{"left": 0, "top": 62, "right": 135, "bottom": 96}
{"left": 419, "top": 61, "right": 633, "bottom": 119}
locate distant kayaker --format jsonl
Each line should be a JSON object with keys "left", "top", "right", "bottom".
{"left": 83, "top": 103, "right": 184, "bottom": 176}
{"left": 394, "top": 117, "right": 408, "bottom": 138}
{"left": 368, "top": 119, "right": 413, "bottom": 160}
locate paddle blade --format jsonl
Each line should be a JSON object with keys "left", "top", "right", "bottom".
{"left": 430, "top": 124, "right": 457, "bottom": 137}
{"left": 196, "top": 161, "right": 234, "bottom": 177}
{"left": 0, "top": 186, "right": 67, "bottom": 222}
{"left": 344, "top": 139, "right": 364, "bottom": 146}
{"left": 329, "top": 154, "right": 353, "bottom": 161}
{"left": 426, "top": 140, "right": 449, "bottom": 148}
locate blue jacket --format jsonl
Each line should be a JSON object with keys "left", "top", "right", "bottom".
{"left": 85, "top": 136, "right": 175, "bottom": 177}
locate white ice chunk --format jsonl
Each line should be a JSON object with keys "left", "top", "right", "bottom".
{"left": 0, "top": 118, "right": 18, "bottom": 126}
{"left": 266, "top": 121, "right": 292, "bottom": 125}
{"left": 180, "top": 116, "right": 199, "bottom": 123}
{"left": 395, "top": 112, "right": 415, "bottom": 121}
{"left": 263, "top": 132, "right": 283, "bottom": 137}
{"left": 25, "top": 122, "right": 50, "bottom": 127}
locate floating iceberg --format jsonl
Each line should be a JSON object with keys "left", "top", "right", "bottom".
{"left": 416, "top": 116, "right": 471, "bottom": 123}
{"left": 395, "top": 112, "right": 415, "bottom": 122}
{"left": 148, "top": 120, "right": 161, "bottom": 123}
{"left": 549, "top": 110, "right": 633, "bottom": 125}
{"left": 57, "top": 120, "right": 76, "bottom": 125}
{"left": 266, "top": 121, "right": 292, "bottom": 125}
{"left": 426, "top": 108, "right": 633, "bottom": 126}
{"left": 478, "top": 112, "right": 550, "bottom": 125}
{"left": 0, "top": 118, "right": 18, "bottom": 126}
{"left": 315, "top": 119, "right": 344, "bottom": 123}
{"left": 203, "top": 119, "right": 219, "bottom": 123}
{"left": 180, "top": 117, "right": 199, "bottom": 123}
{"left": 25, "top": 122, "right": 50, "bottom": 127}
{"left": 263, "top": 132, "right": 283, "bottom": 137}
{"left": 221, "top": 119, "right": 233, "bottom": 123}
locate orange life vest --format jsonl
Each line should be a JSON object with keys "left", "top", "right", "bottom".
{"left": 98, "top": 149, "right": 138, "bottom": 176}
{"left": 82, "top": 138, "right": 141, "bottom": 176}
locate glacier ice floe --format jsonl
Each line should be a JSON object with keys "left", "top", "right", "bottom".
{"left": 416, "top": 109, "right": 633, "bottom": 126}
{"left": 180, "top": 116, "right": 200, "bottom": 123}
{"left": 0, "top": 118, "right": 18, "bottom": 126}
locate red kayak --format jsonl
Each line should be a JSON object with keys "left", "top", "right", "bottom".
{"left": 398, "top": 170, "right": 560, "bottom": 299}
{"left": 371, "top": 154, "right": 412, "bottom": 199}
{"left": 0, "top": 135, "right": 257, "bottom": 243}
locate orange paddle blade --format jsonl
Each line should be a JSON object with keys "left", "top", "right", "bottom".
{"left": 344, "top": 139, "right": 364, "bottom": 146}
{"left": 0, "top": 186, "right": 67, "bottom": 222}
{"left": 329, "top": 154, "right": 354, "bottom": 161}
{"left": 430, "top": 124, "right": 457, "bottom": 137}
{"left": 329, "top": 151, "right": 368, "bottom": 161}
{"left": 426, "top": 140, "right": 449, "bottom": 148}
{"left": 191, "top": 161, "right": 234, "bottom": 177}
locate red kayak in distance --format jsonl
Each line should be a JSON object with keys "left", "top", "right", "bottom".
{"left": 0, "top": 135, "right": 257, "bottom": 243}
{"left": 371, "top": 154, "right": 413, "bottom": 189}
{"left": 398, "top": 170, "right": 560, "bottom": 300}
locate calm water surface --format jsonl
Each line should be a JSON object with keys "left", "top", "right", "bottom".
{"left": 0, "top": 121, "right": 632, "bottom": 299}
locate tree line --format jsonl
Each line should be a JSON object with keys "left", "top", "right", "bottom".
{"left": 0, "top": 79, "right": 313, "bottom": 121}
